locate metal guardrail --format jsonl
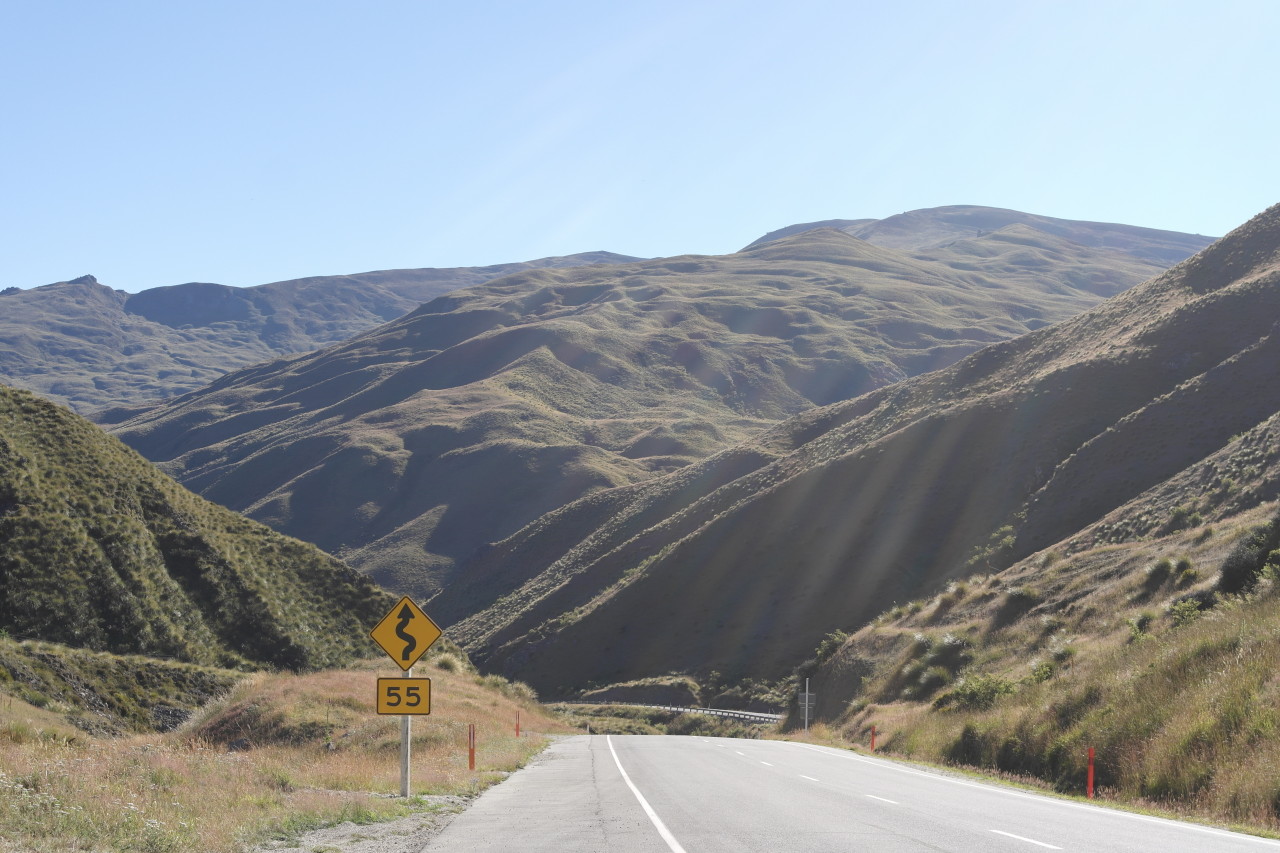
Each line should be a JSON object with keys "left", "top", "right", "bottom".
{"left": 558, "top": 701, "right": 783, "bottom": 724}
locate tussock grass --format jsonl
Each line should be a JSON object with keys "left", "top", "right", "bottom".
{"left": 0, "top": 656, "right": 574, "bottom": 852}
{"left": 806, "top": 502, "right": 1280, "bottom": 831}
{"left": 0, "top": 385, "right": 393, "bottom": 672}
{"left": 0, "top": 637, "right": 241, "bottom": 736}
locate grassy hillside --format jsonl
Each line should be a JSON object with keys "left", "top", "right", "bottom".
{"left": 0, "top": 384, "right": 392, "bottom": 670}
{"left": 112, "top": 208, "right": 1204, "bottom": 599}
{"left": 0, "top": 636, "right": 242, "bottom": 736}
{"left": 0, "top": 253, "right": 636, "bottom": 415}
{"left": 439, "top": 203, "right": 1279, "bottom": 696}
{"left": 0, "top": 646, "right": 573, "bottom": 853}
{"left": 796, "top": 496, "right": 1280, "bottom": 829}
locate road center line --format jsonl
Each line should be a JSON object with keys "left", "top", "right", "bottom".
{"left": 760, "top": 761, "right": 774, "bottom": 766}
{"left": 606, "top": 736, "right": 688, "bottom": 853}
{"left": 736, "top": 751, "right": 746, "bottom": 755}
{"left": 865, "top": 794, "right": 898, "bottom": 804}
{"left": 990, "top": 829, "right": 1062, "bottom": 849}
{"left": 800, "top": 774, "right": 821, "bottom": 782}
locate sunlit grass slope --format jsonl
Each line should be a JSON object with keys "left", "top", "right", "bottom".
{"left": 0, "top": 646, "right": 574, "bottom": 853}
{"left": 0, "top": 385, "right": 392, "bottom": 670}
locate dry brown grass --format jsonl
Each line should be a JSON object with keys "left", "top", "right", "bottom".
{"left": 0, "top": 656, "right": 575, "bottom": 852}
{"left": 801, "top": 503, "right": 1280, "bottom": 832}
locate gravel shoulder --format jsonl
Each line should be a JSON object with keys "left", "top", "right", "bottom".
{"left": 249, "top": 795, "right": 471, "bottom": 853}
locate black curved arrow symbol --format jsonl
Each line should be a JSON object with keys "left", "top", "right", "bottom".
{"left": 395, "top": 604, "right": 417, "bottom": 662}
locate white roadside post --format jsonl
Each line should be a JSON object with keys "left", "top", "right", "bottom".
{"left": 401, "top": 666, "right": 412, "bottom": 797}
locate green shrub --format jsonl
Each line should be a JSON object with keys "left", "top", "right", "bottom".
{"left": 814, "top": 630, "right": 849, "bottom": 663}
{"left": 1128, "top": 611, "right": 1155, "bottom": 641}
{"left": 990, "top": 586, "right": 1042, "bottom": 631}
{"left": 1144, "top": 558, "right": 1174, "bottom": 590}
{"left": 1051, "top": 645, "right": 1076, "bottom": 664}
{"left": 934, "top": 674, "right": 1015, "bottom": 711}
{"left": 1218, "top": 513, "right": 1280, "bottom": 594}
{"left": 1169, "top": 599, "right": 1202, "bottom": 627}
{"left": 1029, "top": 660, "right": 1056, "bottom": 683}
{"left": 903, "top": 666, "right": 952, "bottom": 700}
{"left": 1162, "top": 505, "right": 1203, "bottom": 534}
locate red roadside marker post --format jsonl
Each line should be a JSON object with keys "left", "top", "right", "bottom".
{"left": 1087, "top": 747, "right": 1096, "bottom": 799}
{"left": 468, "top": 724, "right": 476, "bottom": 771}
{"left": 516, "top": 709, "right": 521, "bottom": 737}
{"left": 871, "top": 725, "right": 877, "bottom": 752}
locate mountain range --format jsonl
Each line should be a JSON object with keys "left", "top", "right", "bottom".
{"left": 0, "top": 252, "right": 637, "bottom": 415}
{"left": 431, "top": 203, "right": 1280, "bottom": 696}
{"left": 108, "top": 206, "right": 1212, "bottom": 601}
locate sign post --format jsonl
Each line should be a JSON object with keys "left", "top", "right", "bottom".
{"left": 800, "top": 678, "right": 816, "bottom": 732}
{"left": 370, "top": 596, "right": 443, "bottom": 797}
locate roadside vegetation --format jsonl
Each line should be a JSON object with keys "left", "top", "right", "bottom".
{"left": 551, "top": 703, "right": 772, "bottom": 738}
{"left": 795, "top": 501, "right": 1280, "bottom": 831}
{"left": 0, "top": 644, "right": 571, "bottom": 852}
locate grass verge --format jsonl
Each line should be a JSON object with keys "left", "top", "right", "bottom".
{"left": 0, "top": 654, "right": 573, "bottom": 852}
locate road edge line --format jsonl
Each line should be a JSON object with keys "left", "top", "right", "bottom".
{"left": 606, "top": 735, "right": 688, "bottom": 853}
{"left": 784, "top": 741, "right": 1280, "bottom": 846}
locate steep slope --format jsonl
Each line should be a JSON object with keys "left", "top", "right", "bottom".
{"left": 0, "top": 252, "right": 636, "bottom": 415}
{"left": 441, "top": 203, "right": 1280, "bottom": 695}
{"left": 0, "top": 384, "right": 393, "bottom": 670}
{"left": 113, "top": 214, "right": 1200, "bottom": 598}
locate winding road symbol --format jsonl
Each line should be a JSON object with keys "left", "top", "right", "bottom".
{"left": 370, "top": 596, "right": 442, "bottom": 671}
{"left": 395, "top": 604, "right": 417, "bottom": 662}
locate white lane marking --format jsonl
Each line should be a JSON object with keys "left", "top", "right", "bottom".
{"left": 800, "top": 774, "right": 821, "bottom": 782}
{"left": 606, "top": 736, "right": 688, "bottom": 853}
{"left": 865, "top": 794, "right": 898, "bottom": 804}
{"left": 736, "top": 751, "right": 746, "bottom": 756}
{"left": 991, "top": 829, "right": 1062, "bottom": 849}
{"left": 784, "top": 742, "right": 1280, "bottom": 846}
{"left": 760, "top": 761, "right": 774, "bottom": 767}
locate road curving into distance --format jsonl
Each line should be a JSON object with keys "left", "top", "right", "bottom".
{"left": 424, "top": 735, "right": 1280, "bottom": 852}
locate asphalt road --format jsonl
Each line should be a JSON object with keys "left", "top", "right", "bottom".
{"left": 424, "top": 735, "right": 1280, "bottom": 852}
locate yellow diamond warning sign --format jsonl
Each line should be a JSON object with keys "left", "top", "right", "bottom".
{"left": 370, "top": 596, "right": 442, "bottom": 671}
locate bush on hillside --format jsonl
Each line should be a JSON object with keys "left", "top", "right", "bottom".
{"left": 1216, "top": 510, "right": 1280, "bottom": 594}
{"left": 933, "top": 673, "right": 1015, "bottom": 711}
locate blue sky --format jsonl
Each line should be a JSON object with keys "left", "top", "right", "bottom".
{"left": 2, "top": 0, "right": 1276, "bottom": 292}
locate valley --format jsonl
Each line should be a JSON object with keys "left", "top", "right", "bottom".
{"left": 440, "top": 203, "right": 1280, "bottom": 700}
{"left": 9, "top": 202, "right": 1280, "bottom": 845}
{"left": 106, "top": 206, "right": 1210, "bottom": 601}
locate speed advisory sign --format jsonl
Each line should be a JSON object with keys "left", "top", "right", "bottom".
{"left": 376, "top": 677, "right": 432, "bottom": 715}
